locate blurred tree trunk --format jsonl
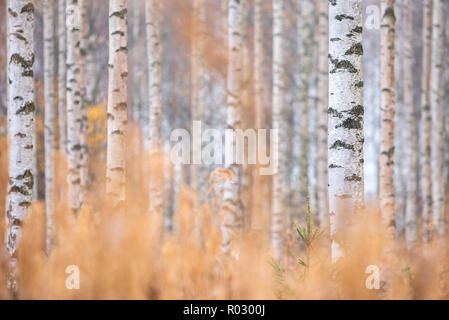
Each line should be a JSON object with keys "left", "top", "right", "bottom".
{"left": 58, "top": 0, "right": 67, "bottom": 151}
{"left": 316, "top": 0, "right": 329, "bottom": 229}
{"left": 271, "top": 0, "right": 285, "bottom": 262}
{"left": 403, "top": 0, "right": 418, "bottom": 246}
{"left": 328, "top": 0, "right": 364, "bottom": 263}
{"left": 221, "top": 0, "right": 243, "bottom": 254}
{"left": 190, "top": 0, "right": 207, "bottom": 198}
{"left": 241, "top": 0, "right": 252, "bottom": 228}
{"left": 380, "top": 0, "right": 396, "bottom": 241}
{"left": 294, "top": 0, "right": 313, "bottom": 224}
{"left": 430, "top": 0, "right": 445, "bottom": 237}
{"left": 79, "top": 0, "right": 89, "bottom": 197}
{"left": 106, "top": 0, "right": 128, "bottom": 207}
{"left": 43, "top": 0, "right": 56, "bottom": 253}
{"left": 145, "top": 0, "right": 163, "bottom": 216}
{"left": 66, "top": 0, "right": 82, "bottom": 213}
{"left": 6, "top": 0, "right": 35, "bottom": 294}
{"left": 251, "top": 0, "right": 264, "bottom": 228}
{"left": 421, "top": 0, "right": 433, "bottom": 242}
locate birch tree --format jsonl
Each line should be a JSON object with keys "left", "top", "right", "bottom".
{"left": 316, "top": 0, "right": 329, "bottom": 229}
{"left": 221, "top": 0, "right": 243, "bottom": 254}
{"left": 252, "top": 0, "right": 264, "bottom": 221}
{"left": 79, "top": 0, "right": 88, "bottom": 196}
{"left": 145, "top": 0, "right": 163, "bottom": 215}
{"left": 379, "top": 0, "right": 396, "bottom": 240}
{"left": 328, "top": 0, "right": 364, "bottom": 263}
{"left": 403, "top": 0, "right": 418, "bottom": 246}
{"left": 66, "top": 0, "right": 82, "bottom": 213}
{"left": 58, "top": 0, "right": 67, "bottom": 151}
{"left": 43, "top": 0, "right": 56, "bottom": 253}
{"left": 421, "top": 0, "right": 433, "bottom": 242}
{"left": 6, "top": 0, "right": 35, "bottom": 293}
{"left": 295, "top": 0, "right": 313, "bottom": 223}
{"left": 271, "top": 0, "right": 285, "bottom": 262}
{"left": 430, "top": 0, "right": 445, "bottom": 236}
{"left": 190, "top": 0, "right": 207, "bottom": 197}
{"left": 106, "top": 0, "right": 128, "bottom": 207}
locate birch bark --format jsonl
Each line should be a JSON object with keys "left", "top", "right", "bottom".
{"left": 58, "top": 0, "right": 67, "bottom": 151}
{"left": 106, "top": 0, "right": 128, "bottom": 207}
{"left": 79, "top": 0, "right": 88, "bottom": 196}
{"left": 145, "top": 0, "right": 163, "bottom": 215}
{"left": 271, "top": 0, "right": 285, "bottom": 262}
{"left": 295, "top": 0, "right": 313, "bottom": 223}
{"left": 43, "top": 0, "right": 56, "bottom": 252}
{"left": 221, "top": 0, "right": 243, "bottom": 254}
{"left": 66, "top": 0, "right": 82, "bottom": 212}
{"left": 403, "top": 0, "right": 418, "bottom": 246}
{"left": 379, "top": 0, "right": 396, "bottom": 240}
{"left": 430, "top": 0, "right": 445, "bottom": 236}
{"left": 316, "top": 0, "right": 329, "bottom": 229}
{"left": 421, "top": 0, "right": 433, "bottom": 242}
{"left": 328, "top": 0, "right": 364, "bottom": 263}
{"left": 6, "top": 0, "right": 35, "bottom": 293}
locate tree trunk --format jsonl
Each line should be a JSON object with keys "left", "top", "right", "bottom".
{"left": 190, "top": 0, "right": 207, "bottom": 197}
{"left": 403, "top": 0, "right": 418, "bottom": 246}
{"left": 421, "top": 0, "right": 433, "bottom": 242}
{"left": 294, "top": 0, "right": 313, "bottom": 224}
{"left": 66, "top": 0, "right": 82, "bottom": 213}
{"left": 380, "top": 0, "right": 396, "bottom": 241}
{"left": 430, "top": 0, "right": 445, "bottom": 237}
{"left": 221, "top": 0, "right": 243, "bottom": 254}
{"left": 251, "top": 0, "right": 264, "bottom": 228}
{"left": 43, "top": 0, "right": 56, "bottom": 253}
{"left": 328, "top": 0, "right": 364, "bottom": 263}
{"left": 79, "top": 0, "right": 89, "bottom": 197}
{"left": 6, "top": 0, "right": 35, "bottom": 293}
{"left": 271, "top": 0, "right": 285, "bottom": 262}
{"left": 316, "top": 0, "right": 329, "bottom": 229}
{"left": 145, "top": 0, "right": 163, "bottom": 215}
{"left": 58, "top": 0, "right": 67, "bottom": 151}
{"left": 106, "top": 0, "right": 128, "bottom": 207}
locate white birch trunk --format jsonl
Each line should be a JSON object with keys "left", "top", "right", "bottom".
{"left": 251, "top": 0, "right": 264, "bottom": 226}
{"left": 430, "top": 0, "right": 445, "bottom": 236}
{"left": 221, "top": 0, "right": 243, "bottom": 254}
{"left": 271, "top": 0, "right": 285, "bottom": 262}
{"left": 58, "top": 0, "right": 67, "bottom": 151}
{"left": 6, "top": 0, "right": 35, "bottom": 293}
{"left": 403, "top": 0, "right": 418, "bottom": 246}
{"left": 43, "top": 0, "right": 56, "bottom": 253}
{"left": 328, "top": 0, "right": 364, "bottom": 263}
{"left": 295, "top": 0, "right": 313, "bottom": 223}
{"left": 421, "top": 0, "right": 433, "bottom": 242}
{"left": 106, "top": 0, "right": 128, "bottom": 207}
{"left": 316, "top": 0, "right": 329, "bottom": 229}
{"left": 66, "top": 0, "right": 82, "bottom": 212}
{"left": 379, "top": 0, "right": 396, "bottom": 240}
{"left": 190, "top": 0, "right": 207, "bottom": 197}
{"left": 79, "top": 0, "right": 88, "bottom": 196}
{"left": 145, "top": 0, "right": 163, "bottom": 215}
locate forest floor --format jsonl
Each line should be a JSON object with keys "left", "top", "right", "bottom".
{"left": 0, "top": 134, "right": 448, "bottom": 300}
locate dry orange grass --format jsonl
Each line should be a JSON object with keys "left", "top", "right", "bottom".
{"left": 0, "top": 129, "right": 449, "bottom": 300}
